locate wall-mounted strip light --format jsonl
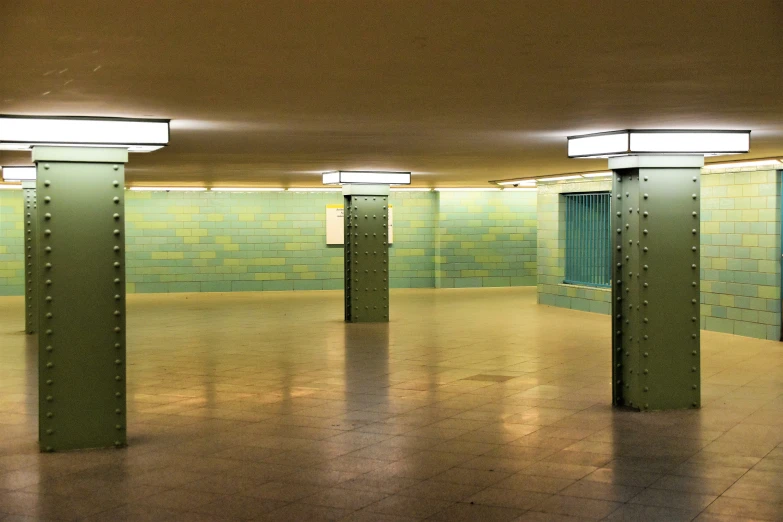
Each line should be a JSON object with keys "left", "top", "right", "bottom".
{"left": 496, "top": 179, "right": 536, "bottom": 186}
{"left": 536, "top": 175, "right": 584, "bottom": 182}
{"left": 288, "top": 188, "right": 343, "bottom": 192}
{"left": 567, "top": 129, "right": 750, "bottom": 158}
{"left": 129, "top": 187, "right": 207, "bottom": 192}
{"left": 0, "top": 166, "right": 36, "bottom": 181}
{"left": 0, "top": 183, "right": 22, "bottom": 190}
{"left": 703, "top": 158, "right": 782, "bottom": 170}
{"left": 581, "top": 171, "right": 613, "bottom": 178}
{"left": 502, "top": 187, "right": 537, "bottom": 191}
{"left": 323, "top": 171, "right": 412, "bottom": 185}
{"left": 210, "top": 187, "right": 285, "bottom": 192}
{"left": 0, "top": 115, "right": 170, "bottom": 152}
{"left": 435, "top": 188, "right": 502, "bottom": 192}
{"left": 390, "top": 188, "right": 432, "bottom": 192}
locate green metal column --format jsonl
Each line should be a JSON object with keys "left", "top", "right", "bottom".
{"left": 33, "top": 146, "right": 129, "bottom": 451}
{"left": 610, "top": 155, "right": 703, "bottom": 411}
{"left": 22, "top": 182, "right": 37, "bottom": 334}
{"left": 344, "top": 184, "right": 390, "bottom": 322}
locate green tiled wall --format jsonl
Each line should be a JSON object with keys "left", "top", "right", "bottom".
{"left": 700, "top": 168, "right": 780, "bottom": 340}
{"left": 0, "top": 189, "right": 534, "bottom": 295}
{"left": 436, "top": 191, "right": 537, "bottom": 288}
{"left": 389, "top": 192, "right": 437, "bottom": 288}
{"left": 536, "top": 180, "right": 613, "bottom": 314}
{"left": 125, "top": 191, "right": 344, "bottom": 293}
{"left": 0, "top": 191, "right": 24, "bottom": 296}
{"left": 536, "top": 169, "right": 782, "bottom": 341}
{"left": 125, "top": 190, "right": 438, "bottom": 293}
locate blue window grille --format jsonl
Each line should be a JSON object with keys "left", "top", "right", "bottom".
{"left": 564, "top": 192, "right": 611, "bottom": 288}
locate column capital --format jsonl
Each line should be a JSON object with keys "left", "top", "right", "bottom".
{"left": 608, "top": 155, "right": 704, "bottom": 170}
{"left": 342, "top": 184, "right": 390, "bottom": 196}
{"left": 32, "top": 146, "right": 129, "bottom": 164}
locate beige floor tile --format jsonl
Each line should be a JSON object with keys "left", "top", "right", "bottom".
{"left": 1, "top": 288, "right": 783, "bottom": 521}
{"left": 426, "top": 502, "right": 525, "bottom": 522}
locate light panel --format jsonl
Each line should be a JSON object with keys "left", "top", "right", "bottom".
{"left": 567, "top": 132, "right": 629, "bottom": 158}
{"left": 390, "top": 188, "right": 432, "bottom": 191}
{"left": 322, "top": 171, "right": 411, "bottom": 185}
{"left": 129, "top": 187, "right": 206, "bottom": 192}
{"left": 502, "top": 187, "right": 537, "bottom": 191}
{"left": 496, "top": 179, "right": 536, "bottom": 186}
{"left": 0, "top": 116, "right": 170, "bottom": 152}
{"left": 288, "top": 188, "right": 343, "bottom": 192}
{"left": 1, "top": 166, "right": 36, "bottom": 181}
{"left": 0, "top": 184, "right": 22, "bottom": 190}
{"left": 581, "top": 171, "right": 613, "bottom": 178}
{"left": 537, "top": 175, "right": 584, "bottom": 182}
{"left": 435, "top": 188, "right": 501, "bottom": 192}
{"left": 703, "top": 158, "right": 782, "bottom": 170}
{"left": 210, "top": 188, "right": 285, "bottom": 192}
{"left": 629, "top": 131, "right": 750, "bottom": 154}
{"left": 567, "top": 129, "right": 750, "bottom": 158}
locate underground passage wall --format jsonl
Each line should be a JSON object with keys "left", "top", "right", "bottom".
{"left": 0, "top": 189, "right": 538, "bottom": 294}
{"left": 1, "top": 172, "right": 780, "bottom": 340}
{"left": 536, "top": 166, "right": 782, "bottom": 340}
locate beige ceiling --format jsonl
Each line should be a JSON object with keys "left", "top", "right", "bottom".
{"left": 1, "top": 1, "right": 782, "bottom": 187}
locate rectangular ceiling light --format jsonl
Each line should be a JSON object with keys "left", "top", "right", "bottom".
{"left": 129, "top": 187, "right": 206, "bottom": 191}
{"left": 581, "top": 171, "right": 613, "bottom": 178}
{"left": 0, "top": 184, "right": 22, "bottom": 190}
{"left": 210, "top": 187, "right": 285, "bottom": 192}
{"left": 288, "top": 187, "right": 343, "bottom": 192}
{"left": 567, "top": 132, "right": 629, "bottom": 158}
{"left": 703, "top": 158, "right": 782, "bottom": 170}
{"left": 536, "top": 175, "right": 584, "bottom": 182}
{"left": 502, "top": 187, "right": 537, "bottom": 191}
{"left": 390, "top": 188, "right": 432, "bottom": 191}
{"left": 568, "top": 130, "right": 750, "bottom": 158}
{"left": 1, "top": 166, "right": 36, "bottom": 181}
{"left": 322, "top": 171, "right": 411, "bottom": 185}
{"left": 0, "top": 115, "right": 170, "bottom": 152}
{"left": 496, "top": 179, "right": 536, "bottom": 186}
{"left": 434, "top": 188, "right": 501, "bottom": 192}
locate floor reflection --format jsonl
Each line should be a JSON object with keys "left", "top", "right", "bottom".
{"left": 0, "top": 287, "right": 781, "bottom": 521}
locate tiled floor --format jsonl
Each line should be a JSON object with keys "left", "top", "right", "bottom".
{"left": 1, "top": 287, "right": 782, "bottom": 521}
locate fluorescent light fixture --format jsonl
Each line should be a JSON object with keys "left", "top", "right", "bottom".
{"left": 567, "top": 129, "right": 750, "bottom": 158}
{"left": 322, "top": 171, "right": 412, "bottom": 185}
{"left": 703, "top": 158, "right": 783, "bottom": 170}
{"left": 496, "top": 179, "right": 537, "bottom": 186}
{"left": 288, "top": 187, "right": 343, "bottom": 192}
{"left": 581, "top": 171, "right": 613, "bottom": 178}
{"left": 0, "top": 115, "right": 170, "bottom": 152}
{"left": 390, "top": 188, "right": 432, "bottom": 192}
{"left": 536, "top": 175, "right": 584, "bottom": 182}
{"left": 434, "top": 188, "right": 501, "bottom": 192}
{"left": 129, "top": 187, "right": 206, "bottom": 192}
{"left": 1, "top": 166, "right": 36, "bottom": 181}
{"left": 0, "top": 183, "right": 22, "bottom": 190}
{"left": 210, "top": 187, "right": 285, "bottom": 192}
{"left": 567, "top": 132, "right": 629, "bottom": 158}
{"left": 502, "top": 187, "right": 537, "bottom": 191}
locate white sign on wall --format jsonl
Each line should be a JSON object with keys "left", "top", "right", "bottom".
{"left": 326, "top": 204, "right": 393, "bottom": 245}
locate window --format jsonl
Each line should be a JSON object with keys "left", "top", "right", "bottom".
{"left": 564, "top": 192, "right": 611, "bottom": 288}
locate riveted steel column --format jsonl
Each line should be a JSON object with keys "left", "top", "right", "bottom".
{"left": 22, "top": 182, "right": 37, "bottom": 334}
{"left": 33, "top": 146, "right": 129, "bottom": 452}
{"left": 344, "top": 184, "right": 390, "bottom": 322}
{"left": 610, "top": 155, "right": 703, "bottom": 411}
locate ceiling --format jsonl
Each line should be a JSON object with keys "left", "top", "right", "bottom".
{"left": 1, "top": 1, "right": 782, "bottom": 187}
